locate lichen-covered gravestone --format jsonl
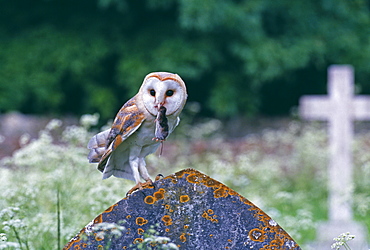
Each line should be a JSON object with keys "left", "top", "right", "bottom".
{"left": 63, "top": 169, "right": 301, "bottom": 249}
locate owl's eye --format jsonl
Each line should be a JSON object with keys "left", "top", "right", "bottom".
{"left": 150, "top": 89, "right": 156, "bottom": 96}
{"left": 166, "top": 90, "right": 174, "bottom": 96}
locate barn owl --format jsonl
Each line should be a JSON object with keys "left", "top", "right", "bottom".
{"left": 87, "top": 72, "right": 187, "bottom": 193}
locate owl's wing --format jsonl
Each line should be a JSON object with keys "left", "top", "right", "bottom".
{"left": 88, "top": 97, "right": 146, "bottom": 172}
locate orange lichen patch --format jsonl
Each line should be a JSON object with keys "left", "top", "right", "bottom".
{"left": 153, "top": 191, "right": 164, "bottom": 200}
{"left": 183, "top": 225, "right": 189, "bottom": 229}
{"left": 95, "top": 234, "right": 104, "bottom": 241}
{"left": 180, "top": 195, "right": 190, "bottom": 203}
{"left": 202, "top": 210, "right": 219, "bottom": 223}
{"left": 261, "top": 242, "right": 283, "bottom": 250}
{"left": 248, "top": 206, "right": 298, "bottom": 248}
{"left": 137, "top": 228, "right": 144, "bottom": 235}
{"left": 170, "top": 178, "right": 178, "bottom": 184}
{"left": 179, "top": 233, "right": 187, "bottom": 243}
{"left": 228, "top": 239, "right": 232, "bottom": 242}
{"left": 82, "top": 243, "right": 87, "bottom": 247}
{"left": 203, "top": 177, "right": 220, "bottom": 188}
{"left": 249, "top": 228, "right": 266, "bottom": 242}
{"left": 180, "top": 169, "right": 247, "bottom": 204}
{"left": 164, "top": 174, "right": 178, "bottom": 184}
{"left": 209, "top": 234, "right": 214, "bottom": 237}
{"left": 213, "top": 186, "right": 229, "bottom": 198}
{"left": 133, "top": 238, "right": 143, "bottom": 244}
{"left": 123, "top": 246, "right": 127, "bottom": 249}
{"left": 126, "top": 215, "right": 131, "bottom": 219}
{"left": 186, "top": 173, "right": 201, "bottom": 184}
{"left": 240, "top": 196, "right": 254, "bottom": 206}
{"left": 104, "top": 204, "right": 117, "bottom": 213}
{"left": 93, "top": 214, "right": 103, "bottom": 224}
{"left": 66, "top": 232, "right": 83, "bottom": 248}
{"left": 270, "top": 239, "right": 284, "bottom": 247}
{"left": 165, "top": 204, "right": 171, "bottom": 210}
{"left": 144, "top": 195, "right": 156, "bottom": 205}
{"left": 135, "top": 217, "right": 148, "bottom": 226}
{"left": 228, "top": 189, "right": 238, "bottom": 196}
{"left": 97, "top": 245, "right": 103, "bottom": 250}
{"left": 173, "top": 169, "right": 190, "bottom": 179}
{"left": 161, "top": 215, "right": 173, "bottom": 226}
{"left": 165, "top": 228, "right": 170, "bottom": 232}
{"left": 178, "top": 169, "right": 243, "bottom": 201}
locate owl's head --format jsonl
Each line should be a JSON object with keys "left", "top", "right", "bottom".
{"left": 139, "top": 72, "right": 187, "bottom": 116}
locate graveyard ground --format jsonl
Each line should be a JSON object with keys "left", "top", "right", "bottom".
{"left": 0, "top": 115, "right": 369, "bottom": 249}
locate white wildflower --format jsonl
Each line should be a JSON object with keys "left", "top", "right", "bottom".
{"left": 331, "top": 232, "right": 355, "bottom": 250}
{"left": 45, "top": 119, "right": 62, "bottom": 131}
{"left": 92, "top": 222, "right": 125, "bottom": 239}
{"left": 0, "top": 233, "right": 6, "bottom": 242}
{"left": 80, "top": 113, "right": 100, "bottom": 128}
{"left": 19, "top": 133, "right": 31, "bottom": 146}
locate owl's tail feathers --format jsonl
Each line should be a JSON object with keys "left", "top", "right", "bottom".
{"left": 87, "top": 129, "right": 110, "bottom": 163}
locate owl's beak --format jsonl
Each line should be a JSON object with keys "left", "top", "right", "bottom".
{"left": 155, "top": 102, "right": 165, "bottom": 111}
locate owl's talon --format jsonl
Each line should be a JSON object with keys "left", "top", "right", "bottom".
{"left": 155, "top": 174, "right": 164, "bottom": 182}
{"left": 143, "top": 178, "right": 153, "bottom": 187}
{"left": 126, "top": 184, "right": 140, "bottom": 196}
{"left": 152, "top": 174, "right": 164, "bottom": 189}
{"left": 126, "top": 179, "right": 154, "bottom": 196}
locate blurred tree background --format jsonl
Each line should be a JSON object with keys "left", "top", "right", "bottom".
{"left": 0, "top": 0, "right": 369, "bottom": 119}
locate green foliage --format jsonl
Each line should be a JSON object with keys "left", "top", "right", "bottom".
{"left": 1, "top": 0, "right": 370, "bottom": 117}
{"left": 0, "top": 25, "right": 113, "bottom": 116}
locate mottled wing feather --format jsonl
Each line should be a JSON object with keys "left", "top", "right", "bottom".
{"left": 87, "top": 129, "right": 110, "bottom": 163}
{"left": 97, "top": 97, "right": 146, "bottom": 172}
{"left": 97, "top": 147, "right": 112, "bottom": 172}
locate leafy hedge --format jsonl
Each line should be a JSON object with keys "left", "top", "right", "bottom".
{"left": 1, "top": 0, "right": 370, "bottom": 118}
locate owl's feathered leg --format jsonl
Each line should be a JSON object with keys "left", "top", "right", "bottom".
{"left": 138, "top": 158, "right": 152, "bottom": 182}
{"left": 126, "top": 157, "right": 153, "bottom": 195}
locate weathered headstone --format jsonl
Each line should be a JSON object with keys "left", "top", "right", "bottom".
{"left": 63, "top": 169, "right": 301, "bottom": 250}
{"left": 299, "top": 65, "right": 369, "bottom": 249}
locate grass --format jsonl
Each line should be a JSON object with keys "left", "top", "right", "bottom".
{"left": 0, "top": 114, "right": 369, "bottom": 249}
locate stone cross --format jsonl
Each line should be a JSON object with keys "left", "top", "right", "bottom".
{"left": 299, "top": 65, "right": 369, "bottom": 249}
